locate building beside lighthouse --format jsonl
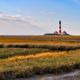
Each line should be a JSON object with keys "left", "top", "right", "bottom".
{"left": 45, "top": 20, "right": 69, "bottom": 35}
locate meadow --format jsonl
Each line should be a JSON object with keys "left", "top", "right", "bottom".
{"left": 0, "top": 35, "right": 80, "bottom": 80}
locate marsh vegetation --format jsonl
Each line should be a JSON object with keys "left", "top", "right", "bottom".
{"left": 0, "top": 35, "right": 79, "bottom": 80}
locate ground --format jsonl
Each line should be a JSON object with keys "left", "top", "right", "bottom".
{"left": 0, "top": 35, "right": 80, "bottom": 80}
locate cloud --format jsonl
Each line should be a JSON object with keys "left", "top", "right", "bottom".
{"left": 0, "top": 11, "right": 55, "bottom": 35}
{"left": 0, "top": 12, "right": 38, "bottom": 23}
{"left": 0, "top": 12, "right": 47, "bottom": 35}
{"left": 0, "top": 12, "right": 46, "bottom": 28}
{"left": 0, "top": 12, "right": 26, "bottom": 23}
{"left": 0, "top": 12, "right": 44, "bottom": 30}
{"left": 0, "top": 11, "right": 54, "bottom": 28}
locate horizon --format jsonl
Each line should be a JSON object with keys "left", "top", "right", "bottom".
{"left": 0, "top": 0, "right": 80, "bottom": 35}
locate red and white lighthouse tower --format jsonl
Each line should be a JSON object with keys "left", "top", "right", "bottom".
{"left": 45, "top": 20, "right": 69, "bottom": 35}
{"left": 59, "top": 20, "right": 62, "bottom": 34}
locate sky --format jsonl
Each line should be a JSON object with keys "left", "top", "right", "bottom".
{"left": 0, "top": 0, "right": 80, "bottom": 35}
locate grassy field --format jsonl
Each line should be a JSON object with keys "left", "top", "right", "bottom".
{"left": 0, "top": 35, "right": 79, "bottom": 44}
{"left": 0, "top": 50, "right": 80, "bottom": 80}
{"left": 0, "top": 35, "right": 79, "bottom": 80}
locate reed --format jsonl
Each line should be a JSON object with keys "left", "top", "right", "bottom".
{"left": 0, "top": 35, "right": 79, "bottom": 80}
{"left": 0, "top": 50, "right": 80, "bottom": 79}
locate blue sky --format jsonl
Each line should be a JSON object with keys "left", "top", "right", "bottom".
{"left": 0, "top": 0, "right": 80, "bottom": 35}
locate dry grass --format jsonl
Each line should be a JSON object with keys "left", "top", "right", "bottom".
{"left": 0, "top": 35, "right": 79, "bottom": 44}
{"left": 7, "top": 51, "right": 68, "bottom": 61}
{"left": 0, "top": 50, "right": 80, "bottom": 79}
{"left": 0, "top": 35, "right": 79, "bottom": 79}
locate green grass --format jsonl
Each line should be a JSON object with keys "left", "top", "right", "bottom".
{"left": 0, "top": 35, "right": 79, "bottom": 80}
{"left": 0, "top": 48, "right": 49, "bottom": 59}
{"left": 0, "top": 44, "right": 80, "bottom": 59}
{"left": 0, "top": 50, "right": 80, "bottom": 80}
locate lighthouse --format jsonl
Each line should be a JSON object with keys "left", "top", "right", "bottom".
{"left": 45, "top": 20, "right": 69, "bottom": 35}
{"left": 59, "top": 20, "right": 62, "bottom": 34}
